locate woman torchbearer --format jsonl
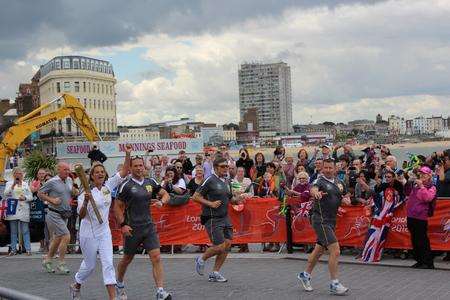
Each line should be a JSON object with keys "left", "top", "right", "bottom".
{"left": 70, "top": 145, "right": 132, "bottom": 300}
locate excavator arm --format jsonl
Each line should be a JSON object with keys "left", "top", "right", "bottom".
{"left": 0, "top": 93, "right": 101, "bottom": 180}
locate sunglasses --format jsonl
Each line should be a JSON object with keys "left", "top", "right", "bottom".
{"left": 299, "top": 177, "right": 308, "bottom": 180}
{"left": 175, "top": 166, "right": 183, "bottom": 169}
{"left": 218, "top": 164, "right": 229, "bottom": 168}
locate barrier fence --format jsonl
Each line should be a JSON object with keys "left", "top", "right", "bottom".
{"left": 0, "top": 287, "right": 47, "bottom": 300}
{"left": 110, "top": 197, "right": 450, "bottom": 251}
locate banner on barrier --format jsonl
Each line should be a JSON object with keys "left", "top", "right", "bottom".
{"left": 110, "top": 198, "right": 450, "bottom": 250}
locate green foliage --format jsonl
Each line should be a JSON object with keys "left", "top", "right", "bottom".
{"left": 23, "top": 150, "right": 57, "bottom": 180}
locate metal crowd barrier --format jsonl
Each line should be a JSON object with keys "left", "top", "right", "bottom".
{"left": 0, "top": 287, "right": 47, "bottom": 300}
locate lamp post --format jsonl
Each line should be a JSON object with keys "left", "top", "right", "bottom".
{"left": 50, "top": 127, "right": 56, "bottom": 156}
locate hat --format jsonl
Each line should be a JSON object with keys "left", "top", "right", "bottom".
{"left": 418, "top": 166, "right": 432, "bottom": 175}
{"left": 322, "top": 144, "right": 331, "bottom": 150}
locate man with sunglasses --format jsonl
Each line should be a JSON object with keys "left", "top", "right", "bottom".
{"left": 114, "top": 156, "right": 171, "bottom": 300}
{"left": 193, "top": 157, "right": 244, "bottom": 283}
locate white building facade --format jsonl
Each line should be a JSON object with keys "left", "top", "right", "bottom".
{"left": 118, "top": 126, "right": 160, "bottom": 141}
{"left": 412, "top": 116, "right": 427, "bottom": 134}
{"left": 388, "top": 115, "right": 406, "bottom": 135}
{"left": 239, "top": 62, "right": 293, "bottom": 133}
{"left": 39, "top": 56, "right": 118, "bottom": 143}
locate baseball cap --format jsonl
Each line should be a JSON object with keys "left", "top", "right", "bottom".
{"left": 322, "top": 144, "right": 331, "bottom": 150}
{"left": 418, "top": 166, "right": 432, "bottom": 175}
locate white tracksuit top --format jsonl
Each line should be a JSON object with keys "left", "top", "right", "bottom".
{"left": 77, "top": 173, "right": 125, "bottom": 238}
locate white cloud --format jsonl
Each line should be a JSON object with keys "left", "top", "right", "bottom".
{"left": 113, "top": 0, "right": 450, "bottom": 125}
{"left": 2, "top": 0, "right": 450, "bottom": 126}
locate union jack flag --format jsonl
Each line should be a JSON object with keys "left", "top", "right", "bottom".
{"left": 361, "top": 187, "right": 404, "bottom": 262}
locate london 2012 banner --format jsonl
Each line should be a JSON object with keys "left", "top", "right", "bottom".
{"left": 109, "top": 198, "right": 450, "bottom": 251}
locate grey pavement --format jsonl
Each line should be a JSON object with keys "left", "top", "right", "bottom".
{"left": 0, "top": 254, "right": 449, "bottom": 300}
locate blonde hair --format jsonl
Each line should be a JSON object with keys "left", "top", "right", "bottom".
{"left": 297, "top": 171, "right": 309, "bottom": 181}
{"left": 12, "top": 167, "right": 23, "bottom": 176}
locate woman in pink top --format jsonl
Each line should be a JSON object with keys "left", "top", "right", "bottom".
{"left": 406, "top": 166, "right": 436, "bottom": 269}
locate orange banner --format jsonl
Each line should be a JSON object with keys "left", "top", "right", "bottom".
{"left": 110, "top": 198, "right": 450, "bottom": 250}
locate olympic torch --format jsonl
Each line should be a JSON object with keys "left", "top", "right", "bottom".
{"left": 74, "top": 163, "right": 103, "bottom": 224}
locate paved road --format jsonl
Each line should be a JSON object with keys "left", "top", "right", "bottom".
{"left": 0, "top": 256, "right": 449, "bottom": 300}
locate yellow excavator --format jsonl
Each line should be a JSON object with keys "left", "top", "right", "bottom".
{"left": 0, "top": 93, "right": 101, "bottom": 181}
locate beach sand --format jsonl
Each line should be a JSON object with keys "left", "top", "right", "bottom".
{"left": 229, "top": 140, "right": 450, "bottom": 159}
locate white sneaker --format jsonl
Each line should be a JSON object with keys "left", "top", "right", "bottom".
{"left": 156, "top": 289, "right": 172, "bottom": 300}
{"left": 195, "top": 256, "right": 205, "bottom": 276}
{"left": 69, "top": 283, "right": 80, "bottom": 300}
{"left": 208, "top": 272, "right": 228, "bottom": 282}
{"left": 330, "top": 282, "right": 349, "bottom": 295}
{"left": 297, "top": 272, "right": 313, "bottom": 292}
{"left": 116, "top": 283, "right": 127, "bottom": 300}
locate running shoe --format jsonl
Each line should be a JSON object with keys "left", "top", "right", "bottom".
{"left": 69, "top": 283, "right": 80, "bottom": 300}
{"left": 56, "top": 262, "right": 70, "bottom": 274}
{"left": 297, "top": 272, "right": 313, "bottom": 292}
{"left": 116, "top": 283, "right": 127, "bottom": 300}
{"left": 156, "top": 289, "right": 172, "bottom": 300}
{"left": 42, "top": 260, "right": 55, "bottom": 273}
{"left": 195, "top": 256, "right": 205, "bottom": 276}
{"left": 208, "top": 272, "right": 227, "bottom": 282}
{"left": 330, "top": 282, "right": 349, "bottom": 295}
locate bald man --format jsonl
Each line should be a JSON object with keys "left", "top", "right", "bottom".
{"left": 38, "top": 162, "right": 77, "bottom": 274}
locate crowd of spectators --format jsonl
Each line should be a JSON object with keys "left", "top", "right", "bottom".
{"left": 1, "top": 143, "right": 449, "bottom": 263}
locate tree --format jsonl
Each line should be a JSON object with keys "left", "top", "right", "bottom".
{"left": 322, "top": 121, "right": 335, "bottom": 126}
{"left": 23, "top": 150, "right": 57, "bottom": 180}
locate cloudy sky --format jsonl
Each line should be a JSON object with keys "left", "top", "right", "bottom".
{"left": 1, "top": 0, "right": 450, "bottom": 126}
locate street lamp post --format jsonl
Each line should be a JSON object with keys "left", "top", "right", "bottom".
{"left": 51, "top": 127, "right": 56, "bottom": 156}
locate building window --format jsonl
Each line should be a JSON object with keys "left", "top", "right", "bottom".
{"left": 56, "top": 82, "right": 61, "bottom": 93}
{"left": 73, "top": 59, "right": 79, "bottom": 69}
{"left": 97, "top": 83, "right": 100, "bottom": 93}
{"left": 102, "top": 100, "right": 105, "bottom": 110}
{"left": 55, "top": 59, "right": 61, "bottom": 69}
{"left": 101, "top": 84, "right": 104, "bottom": 94}
{"left": 93, "top": 99, "right": 96, "bottom": 109}
{"left": 89, "top": 99, "right": 91, "bottom": 109}
{"left": 83, "top": 82, "right": 86, "bottom": 92}
{"left": 81, "top": 59, "right": 86, "bottom": 69}
{"left": 74, "top": 81, "right": 80, "bottom": 92}
{"left": 83, "top": 98, "right": 87, "bottom": 107}
{"left": 88, "top": 82, "right": 91, "bottom": 93}
{"left": 66, "top": 118, "right": 72, "bottom": 132}
{"left": 64, "top": 82, "right": 70, "bottom": 92}
{"left": 63, "top": 58, "right": 70, "bottom": 69}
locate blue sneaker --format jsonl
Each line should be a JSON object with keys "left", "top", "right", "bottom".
{"left": 208, "top": 272, "right": 227, "bottom": 282}
{"left": 330, "top": 282, "right": 349, "bottom": 295}
{"left": 297, "top": 272, "right": 313, "bottom": 292}
{"left": 195, "top": 256, "right": 205, "bottom": 276}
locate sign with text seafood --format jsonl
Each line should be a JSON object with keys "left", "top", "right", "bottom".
{"left": 57, "top": 138, "right": 203, "bottom": 158}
